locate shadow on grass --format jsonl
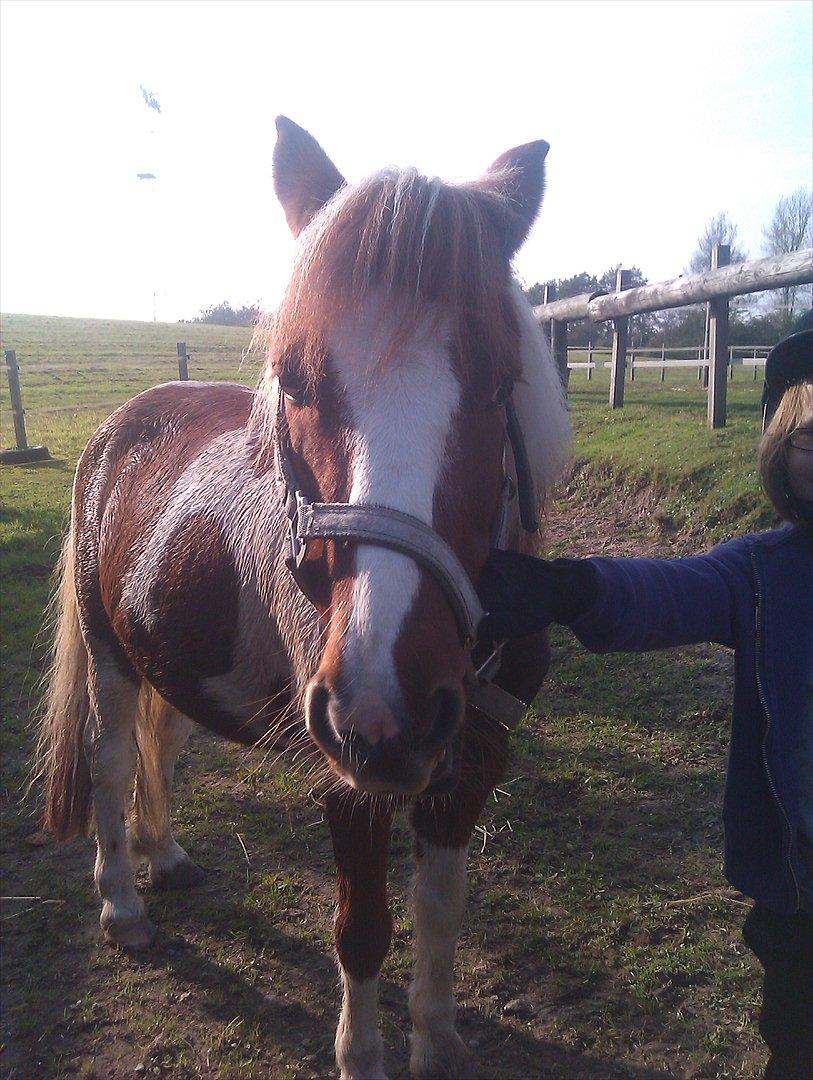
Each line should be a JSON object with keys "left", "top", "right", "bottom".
{"left": 129, "top": 912, "right": 677, "bottom": 1080}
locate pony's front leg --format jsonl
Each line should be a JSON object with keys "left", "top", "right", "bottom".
{"left": 326, "top": 791, "right": 395, "bottom": 1080}
{"left": 408, "top": 712, "right": 511, "bottom": 1080}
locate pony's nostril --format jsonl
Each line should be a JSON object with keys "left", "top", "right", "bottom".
{"left": 424, "top": 683, "right": 464, "bottom": 748}
{"left": 306, "top": 681, "right": 339, "bottom": 752}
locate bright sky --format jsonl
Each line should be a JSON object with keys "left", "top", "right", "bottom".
{"left": 1, "top": 0, "right": 811, "bottom": 322}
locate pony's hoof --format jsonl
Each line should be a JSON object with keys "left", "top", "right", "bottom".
{"left": 410, "top": 1029, "right": 476, "bottom": 1080}
{"left": 101, "top": 906, "right": 157, "bottom": 950}
{"left": 150, "top": 855, "right": 205, "bottom": 891}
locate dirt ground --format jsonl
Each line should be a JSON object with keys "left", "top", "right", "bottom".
{"left": 1, "top": 480, "right": 763, "bottom": 1080}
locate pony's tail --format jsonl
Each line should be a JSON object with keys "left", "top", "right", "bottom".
{"left": 32, "top": 532, "right": 93, "bottom": 841}
{"left": 130, "top": 685, "right": 175, "bottom": 854}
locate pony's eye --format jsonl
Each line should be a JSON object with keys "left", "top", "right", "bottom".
{"left": 277, "top": 365, "right": 309, "bottom": 406}
{"left": 493, "top": 378, "right": 514, "bottom": 407}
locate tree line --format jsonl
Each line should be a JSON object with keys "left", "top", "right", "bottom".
{"left": 184, "top": 300, "right": 261, "bottom": 327}
{"left": 527, "top": 188, "right": 811, "bottom": 349}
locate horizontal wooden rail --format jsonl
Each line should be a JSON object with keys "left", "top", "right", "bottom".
{"left": 534, "top": 248, "right": 813, "bottom": 323}
{"left": 531, "top": 288, "right": 608, "bottom": 322}
{"left": 630, "top": 359, "right": 708, "bottom": 369}
{"left": 565, "top": 357, "right": 768, "bottom": 370}
{"left": 23, "top": 400, "right": 127, "bottom": 414}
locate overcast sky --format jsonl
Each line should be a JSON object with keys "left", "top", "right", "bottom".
{"left": 1, "top": 0, "right": 811, "bottom": 322}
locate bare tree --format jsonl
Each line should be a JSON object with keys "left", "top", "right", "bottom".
{"left": 688, "top": 215, "right": 749, "bottom": 349}
{"left": 688, "top": 213, "right": 747, "bottom": 276}
{"left": 762, "top": 189, "right": 813, "bottom": 326}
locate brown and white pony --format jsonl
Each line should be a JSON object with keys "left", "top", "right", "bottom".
{"left": 35, "top": 117, "right": 570, "bottom": 1080}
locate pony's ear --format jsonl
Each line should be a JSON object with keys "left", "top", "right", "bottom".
{"left": 273, "top": 116, "right": 346, "bottom": 236}
{"left": 477, "top": 139, "right": 549, "bottom": 258}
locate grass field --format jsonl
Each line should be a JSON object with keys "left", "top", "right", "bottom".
{"left": 0, "top": 313, "right": 776, "bottom": 1079}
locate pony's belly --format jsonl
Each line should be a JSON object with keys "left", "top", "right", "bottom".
{"left": 142, "top": 666, "right": 296, "bottom": 748}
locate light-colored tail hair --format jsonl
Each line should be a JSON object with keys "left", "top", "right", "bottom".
{"left": 130, "top": 685, "right": 176, "bottom": 853}
{"left": 33, "top": 528, "right": 172, "bottom": 846}
{"left": 33, "top": 532, "right": 93, "bottom": 841}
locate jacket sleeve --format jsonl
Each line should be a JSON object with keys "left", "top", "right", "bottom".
{"left": 569, "top": 538, "right": 753, "bottom": 653}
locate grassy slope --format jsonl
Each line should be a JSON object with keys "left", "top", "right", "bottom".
{"left": 564, "top": 368, "right": 771, "bottom": 543}
{"left": 0, "top": 315, "right": 769, "bottom": 1079}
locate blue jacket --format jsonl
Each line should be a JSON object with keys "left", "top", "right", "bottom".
{"left": 570, "top": 526, "right": 813, "bottom": 915}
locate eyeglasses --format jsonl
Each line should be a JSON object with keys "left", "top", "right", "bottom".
{"left": 790, "top": 426, "right": 813, "bottom": 451}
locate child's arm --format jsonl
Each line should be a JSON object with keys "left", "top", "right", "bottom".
{"left": 478, "top": 539, "right": 749, "bottom": 653}
{"left": 570, "top": 546, "right": 744, "bottom": 653}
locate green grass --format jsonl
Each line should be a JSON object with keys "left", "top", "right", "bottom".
{"left": 0, "top": 313, "right": 770, "bottom": 1078}
{"left": 564, "top": 364, "right": 772, "bottom": 543}
{"left": 0, "top": 313, "right": 255, "bottom": 429}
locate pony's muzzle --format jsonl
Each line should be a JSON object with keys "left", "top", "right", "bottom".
{"left": 305, "top": 678, "right": 465, "bottom": 794}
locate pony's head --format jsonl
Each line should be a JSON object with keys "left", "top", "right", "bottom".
{"left": 263, "top": 117, "right": 568, "bottom": 796}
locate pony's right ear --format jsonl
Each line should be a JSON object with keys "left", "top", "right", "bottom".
{"left": 273, "top": 116, "right": 346, "bottom": 236}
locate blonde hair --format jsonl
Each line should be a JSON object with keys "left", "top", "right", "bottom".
{"left": 759, "top": 380, "right": 813, "bottom": 524}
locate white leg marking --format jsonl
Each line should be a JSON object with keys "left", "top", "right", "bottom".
{"left": 83, "top": 664, "right": 155, "bottom": 949}
{"left": 409, "top": 844, "right": 472, "bottom": 1079}
{"left": 335, "top": 970, "right": 389, "bottom": 1080}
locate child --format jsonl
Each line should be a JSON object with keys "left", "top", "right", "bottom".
{"left": 478, "top": 311, "right": 813, "bottom": 1079}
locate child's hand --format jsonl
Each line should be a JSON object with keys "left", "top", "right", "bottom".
{"left": 477, "top": 550, "right": 599, "bottom": 644}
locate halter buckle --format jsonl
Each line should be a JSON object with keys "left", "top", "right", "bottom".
{"left": 285, "top": 492, "right": 310, "bottom": 572}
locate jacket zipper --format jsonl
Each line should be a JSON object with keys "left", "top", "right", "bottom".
{"left": 750, "top": 548, "right": 801, "bottom": 911}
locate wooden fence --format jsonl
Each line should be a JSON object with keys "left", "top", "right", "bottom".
{"left": 0, "top": 342, "right": 196, "bottom": 464}
{"left": 534, "top": 247, "right": 813, "bottom": 427}
{"left": 2, "top": 246, "right": 812, "bottom": 459}
{"left": 567, "top": 344, "right": 770, "bottom": 383}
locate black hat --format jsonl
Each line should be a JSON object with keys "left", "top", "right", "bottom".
{"left": 762, "top": 309, "right": 813, "bottom": 429}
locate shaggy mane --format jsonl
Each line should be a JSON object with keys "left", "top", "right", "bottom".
{"left": 256, "top": 168, "right": 525, "bottom": 393}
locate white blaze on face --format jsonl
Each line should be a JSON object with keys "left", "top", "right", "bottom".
{"left": 328, "top": 303, "right": 460, "bottom": 723}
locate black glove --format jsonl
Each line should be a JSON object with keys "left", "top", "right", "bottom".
{"left": 477, "top": 550, "right": 599, "bottom": 644}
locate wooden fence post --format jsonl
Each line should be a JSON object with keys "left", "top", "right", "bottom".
{"left": 177, "top": 341, "right": 189, "bottom": 381}
{"left": 542, "top": 283, "right": 556, "bottom": 351}
{"left": 609, "top": 269, "right": 632, "bottom": 408}
{"left": 541, "top": 283, "right": 569, "bottom": 390}
{"left": 587, "top": 340, "right": 593, "bottom": 381}
{"left": 702, "top": 309, "right": 710, "bottom": 389}
{"left": 542, "top": 283, "right": 555, "bottom": 381}
{"left": 550, "top": 318, "right": 569, "bottom": 390}
{"left": 660, "top": 342, "right": 666, "bottom": 382}
{"left": 707, "top": 245, "right": 730, "bottom": 429}
{"left": 5, "top": 350, "right": 28, "bottom": 450}
{"left": 1, "top": 351, "right": 50, "bottom": 464}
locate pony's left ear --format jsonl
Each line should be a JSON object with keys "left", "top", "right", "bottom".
{"left": 477, "top": 140, "right": 549, "bottom": 258}
{"left": 273, "top": 116, "right": 346, "bottom": 236}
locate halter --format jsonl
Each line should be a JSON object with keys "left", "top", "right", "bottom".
{"left": 274, "top": 385, "right": 538, "bottom": 730}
